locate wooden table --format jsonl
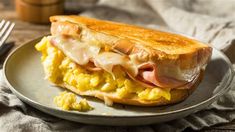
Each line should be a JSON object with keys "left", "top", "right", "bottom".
{"left": 1, "top": 0, "right": 235, "bottom": 131}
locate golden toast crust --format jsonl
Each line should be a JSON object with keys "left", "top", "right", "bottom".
{"left": 50, "top": 15, "right": 212, "bottom": 69}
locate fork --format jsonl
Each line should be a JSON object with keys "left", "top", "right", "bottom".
{"left": 0, "top": 20, "right": 15, "bottom": 47}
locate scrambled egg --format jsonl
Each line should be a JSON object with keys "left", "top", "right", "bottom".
{"left": 35, "top": 37, "right": 171, "bottom": 106}
{"left": 54, "top": 91, "right": 93, "bottom": 111}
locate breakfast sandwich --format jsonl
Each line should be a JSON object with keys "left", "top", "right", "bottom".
{"left": 35, "top": 15, "right": 212, "bottom": 106}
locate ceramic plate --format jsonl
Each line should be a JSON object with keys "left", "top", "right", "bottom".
{"left": 3, "top": 37, "right": 234, "bottom": 126}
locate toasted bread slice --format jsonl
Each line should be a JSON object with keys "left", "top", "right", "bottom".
{"left": 50, "top": 15, "right": 212, "bottom": 69}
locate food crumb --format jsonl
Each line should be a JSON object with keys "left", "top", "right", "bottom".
{"left": 54, "top": 91, "right": 93, "bottom": 112}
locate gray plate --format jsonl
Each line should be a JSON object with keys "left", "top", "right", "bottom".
{"left": 3, "top": 37, "right": 234, "bottom": 126}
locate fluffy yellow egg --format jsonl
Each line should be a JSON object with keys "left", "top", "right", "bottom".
{"left": 54, "top": 91, "right": 93, "bottom": 111}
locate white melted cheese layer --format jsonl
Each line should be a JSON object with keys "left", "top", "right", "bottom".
{"left": 157, "top": 64, "right": 202, "bottom": 82}
{"left": 51, "top": 36, "right": 100, "bottom": 65}
{"left": 50, "top": 36, "right": 138, "bottom": 77}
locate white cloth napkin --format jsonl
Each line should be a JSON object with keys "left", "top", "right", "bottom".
{"left": 1, "top": 0, "right": 235, "bottom": 131}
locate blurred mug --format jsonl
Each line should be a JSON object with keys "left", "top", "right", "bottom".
{"left": 15, "top": 0, "right": 64, "bottom": 24}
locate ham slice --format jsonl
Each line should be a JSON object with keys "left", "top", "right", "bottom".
{"left": 137, "top": 62, "right": 188, "bottom": 88}
{"left": 126, "top": 72, "right": 156, "bottom": 88}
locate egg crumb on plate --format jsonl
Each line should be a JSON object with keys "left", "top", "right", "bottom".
{"left": 54, "top": 91, "right": 93, "bottom": 111}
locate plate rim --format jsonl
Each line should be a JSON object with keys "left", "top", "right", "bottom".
{"left": 3, "top": 37, "right": 235, "bottom": 118}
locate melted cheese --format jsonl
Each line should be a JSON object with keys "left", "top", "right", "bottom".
{"left": 94, "top": 52, "right": 138, "bottom": 78}
{"left": 51, "top": 36, "right": 100, "bottom": 65}
{"left": 157, "top": 64, "right": 200, "bottom": 82}
{"left": 51, "top": 35, "right": 138, "bottom": 78}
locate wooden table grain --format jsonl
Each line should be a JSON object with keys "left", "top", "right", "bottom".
{"left": 1, "top": 0, "right": 235, "bottom": 131}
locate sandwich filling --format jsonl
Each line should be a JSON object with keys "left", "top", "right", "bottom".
{"left": 35, "top": 37, "right": 172, "bottom": 101}
{"left": 49, "top": 34, "right": 201, "bottom": 88}
{"left": 36, "top": 35, "right": 202, "bottom": 102}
